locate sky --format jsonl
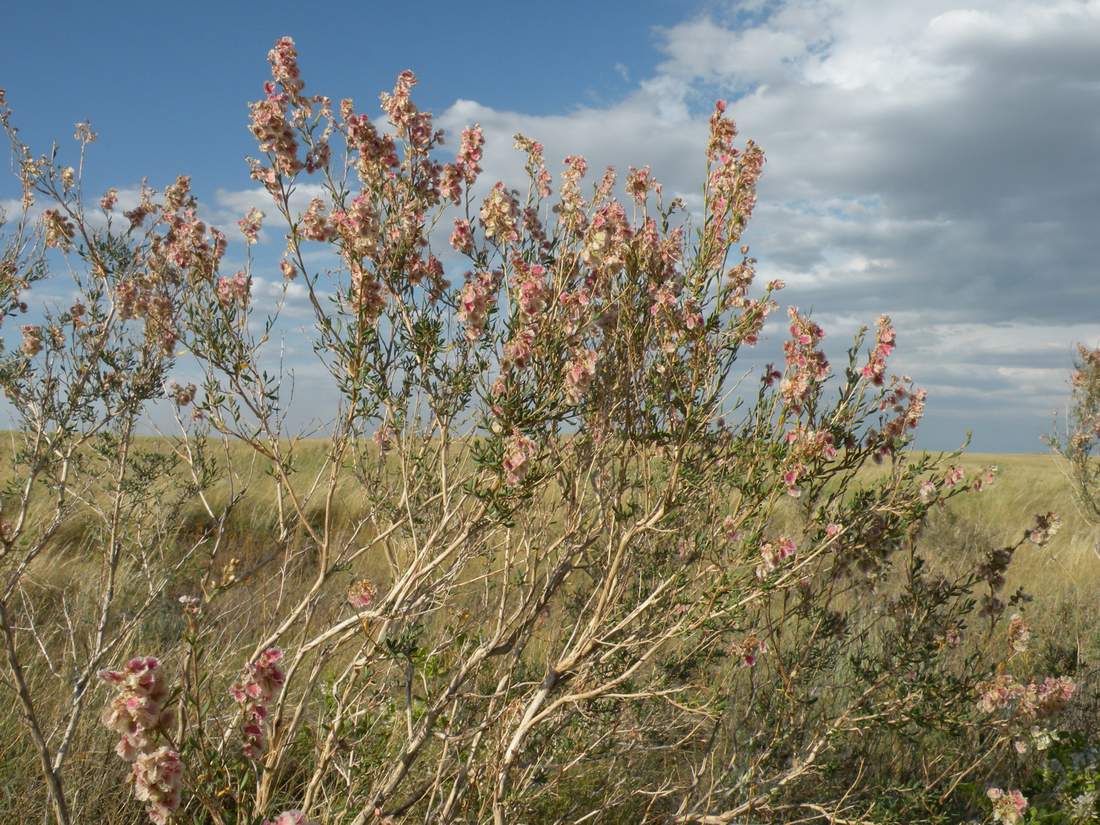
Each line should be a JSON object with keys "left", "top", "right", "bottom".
{"left": 2, "top": 0, "right": 1098, "bottom": 452}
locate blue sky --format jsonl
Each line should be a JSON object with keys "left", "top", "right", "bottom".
{"left": 3, "top": 0, "right": 1099, "bottom": 452}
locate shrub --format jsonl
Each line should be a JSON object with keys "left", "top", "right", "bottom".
{"left": 0, "top": 38, "right": 1080, "bottom": 825}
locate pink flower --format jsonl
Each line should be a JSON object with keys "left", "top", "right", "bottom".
{"left": 457, "top": 271, "right": 497, "bottom": 342}
{"left": 502, "top": 432, "right": 537, "bottom": 486}
{"left": 780, "top": 308, "right": 829, "bottom": 413}
{"left": 230, "top": 647, "right": 286, "bottom": 760}
{"left": 130, "top": 747, "right": 182, "bottom": 824}
{"left": 264, "top": 812, "right": 315, "bottom": 825}
{"left": 479, "top": 183, "right": 520, "bottom": 244}
{"left": 861, "top": 315, "right": 895, "bottom": 385}
{"left": 20, "top": 325, "right": 43, "bottom": 357}
{"left": 564, "top": 349, "right": 599, "bottom": 404}
{"left": 450, "top": 218, "right": 474, "bottom": 254}
{"left": 1028, "top": 511, "right": 1061, "bottom": 546}
{"left": 919, "top": 480, "right": 936, "bottom": 502}
{"left": 987, "top": 788, "right": 1027, "bottom": 825}
{"left": 98, "top": 656, "right": 170, "bottom": 762}
{"left": 347, "top": 579, "right": 377, "bottom": 610}
{"left": 1007, "top": 614, "right": 1030, "bottom": 653}
{"left": 42, "top": 208, "right": 75, "bottom": 250}
{"left": 238, "top": 207, "right": 265, "bottom": 244}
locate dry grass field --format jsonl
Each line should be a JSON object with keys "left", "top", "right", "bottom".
{"left": 0, "top": 444, "right": 1096, "bottom": 822}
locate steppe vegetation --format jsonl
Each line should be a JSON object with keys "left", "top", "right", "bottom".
{"left": 0, "top": 37, "right": 1098, "bottom": 825}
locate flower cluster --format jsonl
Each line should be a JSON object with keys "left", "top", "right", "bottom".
{"left": 20, "top": 324, "right": 42, "bottom": 357}
{"left": 733, "top": 634, "right": 766, "bottom": 667}
{"left": 238, "top": 207, "right": 265, "bottom": 244}
{"left": 502, "top": 431, "right": 537, "bottom": 486}
{"left": 42, "top": 208, "right": 75, "bottom": 250}
{"left": 457, "top": 271, "right": 497, "bottom": 341}
{"left": 780, "top": 308, "right": 829, "bottom": 412}
{"left": 230, "top": 647, "right": 286, "bottom": 760}
{"left": 268, "top": 36, "right": 304, "bottom": 99}
{"left": 861, "top": 315, "right": 895, "bottom": 385}
{"left": 249, "top": 73, "right": 303, "bottom": 178}
{"left": 874, "top": 378, "right": 927, "bottom": 456}
{"left": 757, "top": 536, "right": 797, "bottom": 577}
{"left": 564, "top": 349, "right": 599, "bottom": 405}
{"left": 1006, "top": 613, "right": 1030, "bottom": 653}
{"left": 130, "top": 747, "right": 182, "bottom": 825}
{"left": 264, "top": 812, "right": 315, "bottom": 825}
{"left": 347, "top": 579, "right": 377, "bottom": 610}
{"left": 1028, "top": 511, "right": 1061, "bottom": 546}
{"left": 479, "top": 183, "right": 520, "bottom": 244}
{"left": 98, "top": 656, "right": 171, "bottom": 761}
{"left": 514, "top": 133, "right": 551, "bottom": 199}
{"left": 215, "top": 271, "right": 251, "bottom": 309}
{"left": 782, "top": 427, "right": 837, "bottom": 497}
{"left": 976, "top": 673, "right": 1076, "bottom": 720}
{"left": 299, "top": 197, "right": 334, "bottom": 242}
{"left": 986, "top": 787, "right": 1028, "bottom": 825}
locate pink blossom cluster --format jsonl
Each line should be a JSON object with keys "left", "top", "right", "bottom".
{"left": 861, "top": 315, "right": 895, "bottom": 385}
{"left": 564, "top": 349, "right": 599, "bottom": 405}
{"left": 249, "top": 82, "right": 302, "bottom": 178}
{"left": 441, "top": 125, "right": 485, "bottom": 203}
{"left": 502, "top": 431, "right": 537, "bottom": 486}
{"left": 341, "top": 99, "right": 399, "bottom": 186}
{"left": 299, "top": 197, "right": 334, "bottom": 242}
{"left": 449, "top": 218, "right": 474, "bottom": 254}
{"left": 100, "top": 188, "right": 119, "bottom": 211}
{"left": 509, "top": 259, "right": 550, "bottom": 318}
{"left": 757, "top": 536, "right": 797, "bottom": 577}
{"left": 582, "top": 201, "right": 631, "bottom": 276}
{"left": 986, "top": 788, "right": 1027, "bottom": 825}
{"left": 919, "top": 480, "right": 937, "bottom": 502}
{"left": 734, "top": 634, "right": 766, "bottom": 667}
{"left": 874, "top": 378, "right": 927, "bottom": 456}
{"left": 513, "top": 133, "right": 551, "bottom": 199}
{"left": 264, "top": 812, "right": 315, "bottom": 825}
{"left": 238, "top": 207, "right": 265, "bottom": 244}
{"left": 347, "top": 578, "right": 377, "bottom": 610}
{"left": 703, "top": 101, "right": 765, "bottom": 263}
{"left": 706, "top": 100, "right": 738, "bottom": 162}
{"left": 972, "top": 465, "right": 997, "bottom": 492}
{"left": 20, "top": 324, "right": 42, "bottom": 356}
{"left": 976, "top": 673, "right": 1076, "bottom": 720}
{"left": 130, "top": 747, "right": 183, "bottom": 825}
{"left": 116, "top": 277, "right": 180, "bottom": 355}
{"left": 380, "top": 70, "right": 440, "bottom": 151}
{"left": 123, "top": 184, "right": 157, "bottom": 229}
{"left": 555, "top": 155, "right": 589, "bottom": 231}
{"left": 480, "top": 183, "right": 520, "bottom": 244}
{"left": 726, "top": 252, "right": 781, "bottom": 347}
{"left": 42, "top": 208, "right": 75, "bottom": 250}
{"left": 457, "top": 271, "right": 497, "bottom": 341}
{"left": 780, "top": 308, "right": 829, "bottom": 412}
{"left": 230, "top": 647, "right": 286, "bottom": 760}
{"left": 1027, "top": 511, "right": 1061, "bottom": 546}
{"left": 1006, "top": 614, "right": 1030, "bottom": 653}
{"left": 349, "top": 263, "right": 386, "bottom": 321}
{"left": 215, "top": 271, "right": 251, "bottom": 309}
{"left": 782, "top": 427, "right": 837, "bottom": 497}
{"left": 98, "top": 656, "right": 171, "bottom": 761}
{"left": 329, "top": 195, "right": 380, "bottom": 258}
{"left": 168, "top": 381, "right": 197, "bottom": 407}
{"left": 626, "top": 165, "right": 655, "bottom": 205}
{"left": 267, "top": 36, "right": 305, "bottom": 99}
